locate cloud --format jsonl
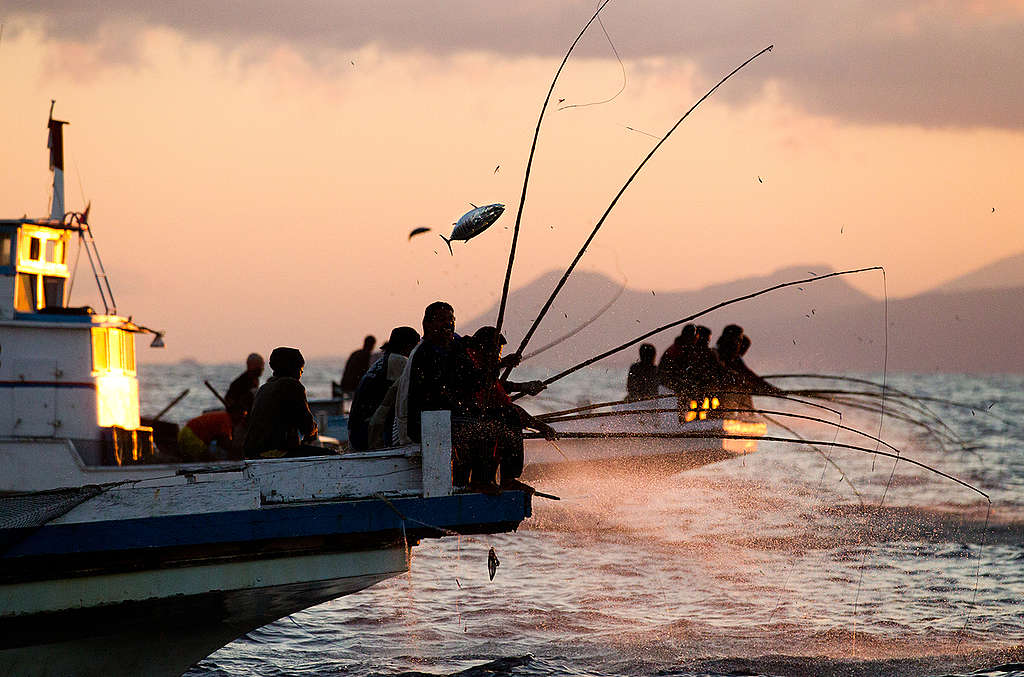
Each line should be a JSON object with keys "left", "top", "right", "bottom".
{"left": 7, "top": 0, "right": 1024, "bottom": 128}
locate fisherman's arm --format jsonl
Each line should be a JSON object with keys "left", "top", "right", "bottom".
{"left": 290, "top": 381, "right": 319, "bottom": 442}
{"left": 513, "top": 404, "right": 557, "bottom": 440}
{"left": 501, "top": 379, "right": 546, "bottom": 396}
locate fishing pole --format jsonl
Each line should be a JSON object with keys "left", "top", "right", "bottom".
{"left": 503, "top": 44, "right": 775, "bottom": 379}
{"left": 495, "top": 0, "right": 614, "bottom": 334}
{"left": 799, "top": 390, "right": 968, "bottom": 450}
{"left": 785, "top": 384, "right": 1017, "bottom": 428}
{"left": 152, "top": 388, "right": 190, "bottom": 422}
{"left": 536, "top": 390, "right": 843, "bottom": 420}
{"left": 760, "top": 413, "right": 865, "bottom": 505}
{"left": 540, "top": 405, "right": 904, "bottom": 466}
{"left": 524, "top": 431, "right": 988, "bottom": 500}
{"left": 518, "top": 266, "right": 882, "bottom": 396}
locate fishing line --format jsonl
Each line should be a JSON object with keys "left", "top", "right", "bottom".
{"left": 872, "top": 268, "right": 890, "bottom": 472}
{"left": 504, "top": 44, "right": 775, "bottom": 378}
{"left": 543, "top": 406, "right": 899, "bottom": 480}
{"left": 495, "top": 0, "right": 614, "bottom": 334}
{"left": 524, "top": 436, "right": 987, "bottom": 499}
{"left": 522, "top": 267, "right": 881, "bottom": 394}
{"left": 786, "top": 383, "right": 1017, "bottom": 431}
{"left": 537, "top": 390, "right": 843, "bottom": 420}
{"left": 522, "top": 276, "right": 627, "bottom": 360}
{"left": 790, "top": 389, "right": 967, "bottom": 450}
{"left": 557, "top": 4, "right": 627, "bottom": 111}
{"left": 763, "top": 411, "right": 862, "bottom": 624}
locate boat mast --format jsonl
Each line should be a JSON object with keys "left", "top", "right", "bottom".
{"left": 48, "top": 100, "right": 69, "bottom": 221}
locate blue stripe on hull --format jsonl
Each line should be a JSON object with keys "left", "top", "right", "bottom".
{"left": 0, "top": 491, "right": 531, "bottom": 564}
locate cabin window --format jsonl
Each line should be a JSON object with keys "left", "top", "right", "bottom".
{"left": 0, "top": 233, "right": 11, "bottom": 267}
{"left": 92, "top": 328, "right": 109, "bottom": 371}
{"left": 15, "top": 273, "right": 38, "bottom": 312}
{"left": 55, "top": 239, "right": 65, "bottom": 264}
{"left": 123, "top": 331, "right": 136, "bottom": 372}
{"left": 28, "top": 237, "right": 41, "bottom": 261}
{"left": 108, "top": 330, "right": 124, "bottom": 371}
{"left": 45, "top": 239, "right": 56, "bottom": 263}
{"left": 43, "top": 276, "right": 65, "bottom": 308}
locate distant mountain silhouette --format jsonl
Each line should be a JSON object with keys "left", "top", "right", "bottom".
{"left": 936, "top": 251, "right": 1024, "bottom": 292}
{"left": 465, "top": 257, "right": 1024, "bottom": 374}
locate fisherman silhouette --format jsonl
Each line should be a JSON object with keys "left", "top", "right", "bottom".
{"left": 627, "top": 343, "right": 659, "bottom": 401}
{"left": 243, "top": 347, "right": 320, "bottom": 459}
{"left": 338, "top": 335, "right": 377, "bottom": 400}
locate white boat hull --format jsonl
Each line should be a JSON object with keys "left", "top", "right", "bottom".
{"left": 523, "top": 396, "right": 766, "bottom": 479}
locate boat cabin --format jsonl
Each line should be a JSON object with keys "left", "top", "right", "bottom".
{"left": 0, "top": 111, "right": 157, "bottom": 467}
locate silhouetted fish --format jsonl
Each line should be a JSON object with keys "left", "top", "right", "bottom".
{"left": 408, "top": 227, "right": 431, "bottom": 240}
{"left": 440, "top": 203, "right": 505, "bottom": 255}
{"left": 487, "top": 547, "right": 500, "bottom": 580}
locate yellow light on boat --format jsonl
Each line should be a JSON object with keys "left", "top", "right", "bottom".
{"left": 689, "top": 400, "right": 698, "bottom": 410}
{"left": 702, "top": 397, "right": 710, "bottom": 410}
{"left": 722, "top": 419, "right": 768, "bottom": 436}
{"left": 95, "top": 372, "right": 141, "bottom": 429}
{"left": 698, "top": 410, "right": 707, "bottom": 420}
{"left": 684, "top": 410, "right": 697, "bottom": 423}
{"left": 711, "top": 397, "right": 719, "bottom": 409}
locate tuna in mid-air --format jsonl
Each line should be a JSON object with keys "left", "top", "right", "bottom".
{"left": 440, "top": 203, "right": 505, "bottom": 255}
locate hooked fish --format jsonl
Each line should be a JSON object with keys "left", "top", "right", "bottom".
{"left": 487, "top": 546, "right": 500, "bottom": 580}
{"left": 440, "top": 203, "right": 505, "bottom": 255}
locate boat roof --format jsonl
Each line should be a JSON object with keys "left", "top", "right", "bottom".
{"left": 0, "top": 217, "right": 82, "bottom": 232}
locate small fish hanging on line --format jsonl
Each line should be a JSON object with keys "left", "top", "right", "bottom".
{"left": 441, "top": 203, "right": 505, "bottom": 255}
{"left": 487, "top": 547, "right": 500, "bottom": 581}
{"left": 408, "top": 227, "right": 431, "bottom": 240}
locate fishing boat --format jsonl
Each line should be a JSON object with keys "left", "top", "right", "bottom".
{"left": 521, "top": 391, "right": 767, "bottom": 479}
{"left": 0, "top": 107, "right": 532, "bottom": 677}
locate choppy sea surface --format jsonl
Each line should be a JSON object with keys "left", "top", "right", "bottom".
{"left": 139, "top": 361, "right": 1024, "bottom": 677}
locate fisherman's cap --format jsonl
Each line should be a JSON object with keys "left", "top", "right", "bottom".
{"left": 246, "top": 352, "right": 264, "bottom": 367}
{"left": 383, "top": 326, "right": 421, "bottom": 351}
{"left": 269, "top": 346, "right": 305, "bottom": 373}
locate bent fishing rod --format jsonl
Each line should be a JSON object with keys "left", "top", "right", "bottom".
{"left": 512, "top": 266, "right": 882, "bottom": 399}
{"left": 503, "top": 44, "right": 775, "bottom": 380}
{"left": 495, "top": 0, "right": 614, "bottom": 334}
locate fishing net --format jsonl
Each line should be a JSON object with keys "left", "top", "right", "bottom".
{"left": 0, "top": 486, "right": 102, "bottom": 530}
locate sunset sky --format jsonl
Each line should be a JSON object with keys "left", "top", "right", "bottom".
{"left": 1, "top": 2, "right": 1022, "bottom": 364}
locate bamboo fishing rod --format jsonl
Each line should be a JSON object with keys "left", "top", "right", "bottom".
{"left": 796, "top": 390, "right": 968, "bottom": 449}
{"left": 502, "top": 44, "right": 775, "bottom": 378}
{"left": 535, "top": 390, "right": 844, "bottom": 420}
{"left": 495, "top": 0, "right": 614, "bottom": 334}
{"left": 786, "top": 386, "right": 1016, "bottom": 428}
{"left": 769, "top": 372, "right": 1014, "bottom": 436}
{"left": 515, "top": 266, "right": 883, "bottom": 398}
{"left": 522, "top": 430, "right": 988, "bottom": 500}
{"left": 761, "top": 413, "right": 865, "bottom": 506}
{"left": 540, "top": 405, "right": 908, "bottom": 465}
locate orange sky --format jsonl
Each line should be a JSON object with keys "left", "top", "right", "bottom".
{"left": 1, "top": 4, "right": 1022, "bottom": 364}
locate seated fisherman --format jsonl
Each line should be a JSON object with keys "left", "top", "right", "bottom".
{"left": 449, "top": 326, "right": 556, "bottom": 489}
{"left": 243, "top": 347, "right": 321, "bottom": 458}
{"left": 627, "top": 343, "right": 659, "bottom": 400}
{"left": 348, "top": 325, "right": 420, "bottom": 450}
{"left": 728, "top": 331, "right": 784, "bottom": 397}
{"left": 680, "top": 325, "right": 724, "bottom": 396}
{"left": 658, "top": 324, "right": 696, "bottom": 391}
{"left": 224, "top": 352, "right": 264, "bottom": 455}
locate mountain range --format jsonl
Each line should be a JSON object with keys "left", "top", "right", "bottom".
{"left": 463, "top": 252, "right": 1024, "bottom": 374}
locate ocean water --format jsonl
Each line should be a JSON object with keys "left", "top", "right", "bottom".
{"left": 142, "top": 362, "right": 1024, "bottom": 677}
